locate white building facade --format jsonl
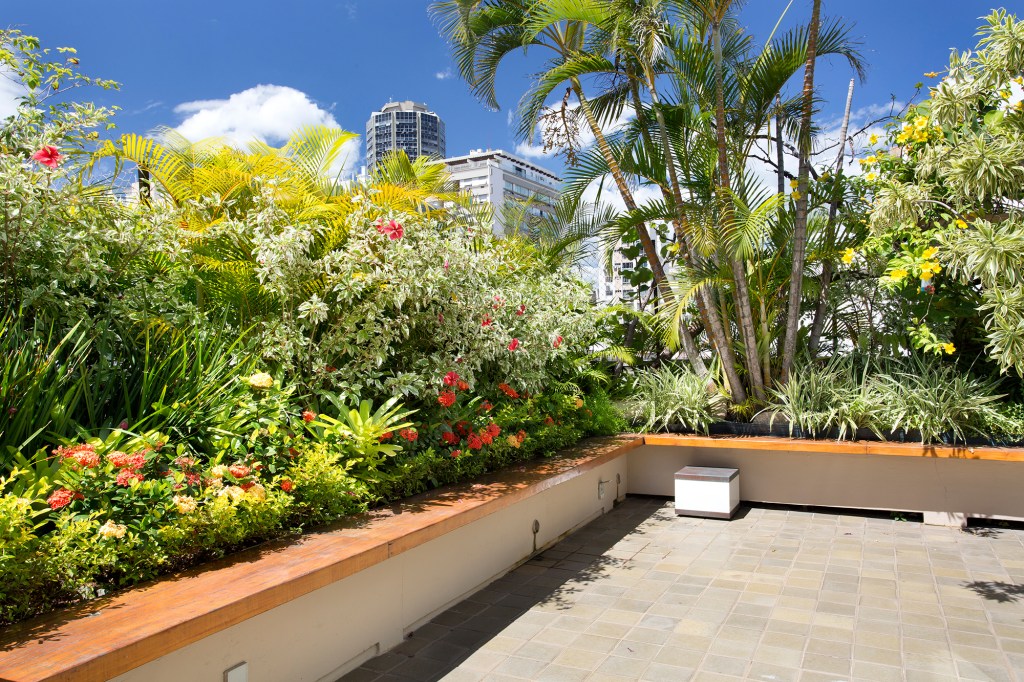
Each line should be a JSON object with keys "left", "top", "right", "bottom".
{"left": 442, "top": 149, "right": 560, "bottom": 236}
{"left": 366, "top": 101, "right": 446, "bottom": 174}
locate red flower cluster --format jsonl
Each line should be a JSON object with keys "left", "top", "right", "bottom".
{"left": 507, "top": 338, "right": 520, "bottom": 352}
{"left": 108, "top": 450, "right": 147, "bottom": 471}
{"left": 481, "top": 316, "right": 493, "bottom": 328}
{"left": 553, "top": 335, "right": 563, "bottom": 349}
{"left": 280, "top": 479, "right": 294, "bottom": 492}
{"left": 516, "top": 304, "right": 526, "bottom": 316}
{"left": 443, "top": 371, "right": 460, "bottom": 386}
{"left": 498, "top": 383, "right": 519, "bottom": 399}
{"left": 302, "top": 410, "right": 317, "bottom": 423}
{"left": 457, "top": 379, "right": 469, "bottom": 391}
{"left": 516, "top": 429, "right": 527, "bottom": 444}
{"left": 455, "top": 421, "right": 470, "bottom": 436}
{"left": 116, "top": 469, "right": 145, "bottom": 486}
{"left": 46, "top": 487, "right": 82, "bottom": 510}
{"left": 229, "top": 464, "right": 251, "bottom": 479}
{"left": 438, "top": 390, "right": 456, "bottom": 408}
{"left": 451, "top": 449, "right": 462, "bottom": 458}
{"left": 480, "top": 401, "right": 493, "bottom": 412}
{"left": 478, "top": 422, "right": 501, "bottom": 445}
{"left": 375, "top": 218, "right": 404, "bottom": 240}
{"left": 441, "top": 431, "right": 460, "bottom": 445}
{"left": 399, "top": 428, "right": 418, "bottom": 442}
{"left": 379, "top": 431, "right": 393, "bottom": 441}
{"left": 32, "top": 145, "right": 62, "bottom": 169}
{"left": 466, "top": 433, "right": 483, "bottom": 451}
{"left": 55, "top": 443, "right": 100, "bottom": 469}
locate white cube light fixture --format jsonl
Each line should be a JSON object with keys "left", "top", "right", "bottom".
{"left": 675, "top": 466, "right": 740, "bottom": 519}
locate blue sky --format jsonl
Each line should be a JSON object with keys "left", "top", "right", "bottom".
{"left": 4, "top": 1, "right": 1002, "bottom": 178}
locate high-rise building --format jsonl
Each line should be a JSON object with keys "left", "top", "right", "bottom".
{"left": 365, "top": 101, "right": 446, "bottom": 174}
{"left": 442, "top": 148, "right": 560, "bottom": 236}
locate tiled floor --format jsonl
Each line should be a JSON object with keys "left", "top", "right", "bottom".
{"left": 338, "top": 497, "right": 1024, "bottom": 681}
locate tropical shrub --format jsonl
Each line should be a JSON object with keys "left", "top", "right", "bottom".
{"left": 766, "top": 358, "right": 881, "bottom": 440}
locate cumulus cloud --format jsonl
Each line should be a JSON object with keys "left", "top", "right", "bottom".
{"left": 0, "top": 71, "right": 24, "bottom": 120}
{"left": 174, "top": 84, "right": 359, "bottom": 176}
{"left": 435, "top": 68, "right": 454, "bottom": 80}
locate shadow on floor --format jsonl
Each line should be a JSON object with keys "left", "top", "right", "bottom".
{"left": 337, "top": 498, "right": 669, "bottom": 682}
{"left": 962, "top": 580, "right": 1024, "bottom": 604}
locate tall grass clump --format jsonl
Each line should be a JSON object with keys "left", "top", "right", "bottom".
{"left": 623, "top": 365, "right": 723, "bottom": 433}
{"left": 766, "top": 357, "right": 881, "bottom": 440}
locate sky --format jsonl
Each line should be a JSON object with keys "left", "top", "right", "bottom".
{"left": 2, "top": 1, "right": 1003, "bottom": 180}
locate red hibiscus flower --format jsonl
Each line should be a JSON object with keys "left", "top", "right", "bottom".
{"left": 376, "top": 219, "right": 404, "bottom": 240}
{"left": 443, "top": 371, "right": 460, "bottom": 387}
{"left": 302, "top": 410, "right": 316, "bottom": 423}
{"left": 32, "top": 145, "right": 62, "bottom": 169}
{"left": 438, "top": 390, "right": 457, "bottom": 408}
{"left": 507, "top": 338, "right": 520, "bottom": 351}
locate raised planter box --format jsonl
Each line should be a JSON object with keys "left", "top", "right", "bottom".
{"left": 2, "top": 433, "right": 1022, "bottom": 682}
{"left": 0, "top": 436, "right": 638, "bottom": 682}
{"left": 632, "top": 434, "right": 1024, "bottom": 526}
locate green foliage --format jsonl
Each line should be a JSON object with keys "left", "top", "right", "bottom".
{"left": 765, "top": 358, "right": 881, "bottom": 441}
{"left": 623, "top": 365, "right": 724, "bottom": 434}
{"left": 285, "top": 444, "right": 368, "bottom": 525}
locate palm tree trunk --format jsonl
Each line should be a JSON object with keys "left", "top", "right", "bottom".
{"left": 780, "top": 0, "right": 822, "bottom": 382}
{"left": 808, "top": 77, "right": 854, "bottom": 355}
{"left": 712, "top": 18, "right": 766, "bottom": 402}
{"left": 571, "top": 82, "right": 707, "bottom": 375}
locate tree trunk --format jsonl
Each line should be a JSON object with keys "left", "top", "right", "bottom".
{"left": 780, "top": 0, "right": 822, "bottom": 383}
{"left": 808, "top": 77, "right": 855, "bottom": 355}
{"left": 571, "top": 82, "right": 707, "bottom": 374}
{"left": 712, "top": 18, "right": 765, "bottom": 402}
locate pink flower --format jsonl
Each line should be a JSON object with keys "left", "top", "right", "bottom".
{"left": 443, "top": 371, "right": 460, "bottom": 387}
{"left": 443, "top": 259, "right": 450, "bottom": 271}
{"left": 32, "top": 146, "right": 62, "bottom": 169}
{"left": 553, "top": 335, "right": 563, "bottom": 349}
{"left": 438, "top": 390, "right": 457, "bottom": 408}
{"left": 507, "top": 338, "right": 520, "bottom": 351}
{"left": 376, "top": 219, "right": 404, "bottom": 240}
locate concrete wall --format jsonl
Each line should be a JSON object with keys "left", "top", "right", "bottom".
{"left": 112, "top": 456, "right": 628, "bottom": 682}
{"left": 628, "top": 444, "right": 1024, "bottom": 521}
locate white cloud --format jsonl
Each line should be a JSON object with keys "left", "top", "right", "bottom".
{"left": 0, "top": 71, "right": 24, "bottom": 120}
{"left": 174, "top": 84, "right": 359, "bottom": 176}
{"left": 435, "top": 68, "right": 454, "bottom": 80}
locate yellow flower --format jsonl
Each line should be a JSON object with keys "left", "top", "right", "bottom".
{"left": 865, "top": 172, "right": 877, "bottom": 181}
{"left": 889, "top": 268, "right": 908, "bottom": 282}
{"left": 896, "top": 131, "right": 910, "bottom": 145}
{"left": 789, "top": 179, "right": 799, "bottom": 189}
{"left": 506, "top": 435, "right": 521, "bottom": 449}
{"left": 173, "top": 495, "right": 198, "bottom": 514}
{"left": 1016, "top": 76, "right": 1024, "bottom": 86}
{"left": 247, "top": 372, "right": 274, "bottom": 389}
{"left": 942, "top": 343, "right": 956, "bottom": 355}
{"left": 1000, "top": 90, "right": 1012, "bottom": 101}
{"left": 924, "top": 71, "right": 939, "bottom": 78}
{"left": 792, "top": 191, "right": 801, "bottom": 201}
{"left": 922, "top": 246, "right": 939, "bottom": 259}
{"left": 865, "top": 155, "right": 878, "bottom": 164}
{"left": 920, "top": 270, "right": 934, "bottom": 281}
{"left": 954, "top": 219, "right": 968, "bottom": 229}
{"left": 913, "top": 115, "right": 930, "bottom": 130}
{"left": 841, "top": 248, "right": 856, "bottom": 265}
{"left": 869, "top": 133, "right": 879, "bottom": 145}
{"left": 98, "top": 520, "right": 127, "bottom": 540}
{"left": 921, "top": 261, "right": 942, "bottom": 274}
{"left": 912, "top": 129, "right": 929, "bottom": 143}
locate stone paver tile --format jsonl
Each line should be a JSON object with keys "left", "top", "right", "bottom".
{"left": 746, "top": 661, "right": 800, "bottom": 682}
{"left": 641, "top": 661, "right": 696, "bottom": 681}
{"left": 593, "top": 654, "right": 651, "bottom": 678}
